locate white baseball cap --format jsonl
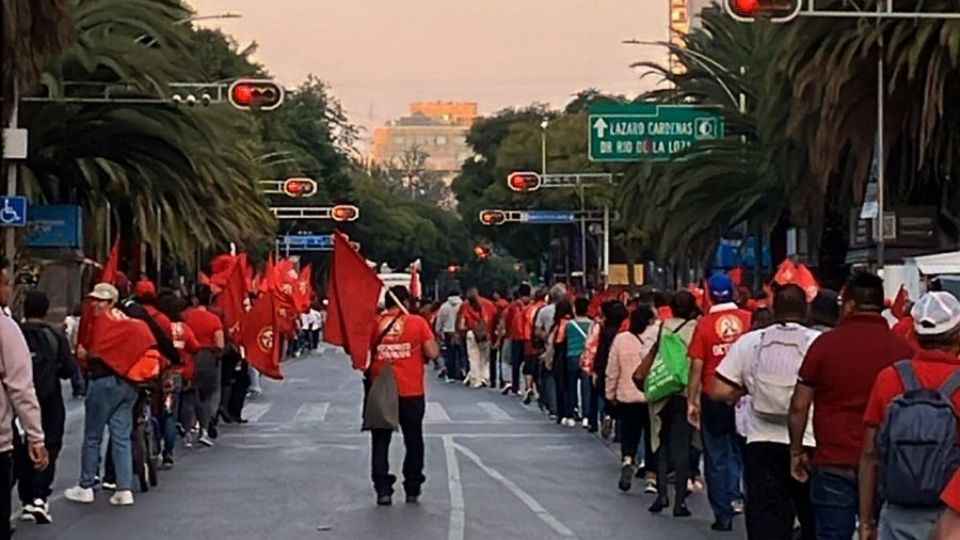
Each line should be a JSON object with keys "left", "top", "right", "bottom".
{"left": 87, "top": 282, "right": 119, "bottom": 302}
{"left": 912, "top": 291, "right": 960, "bottom": 336}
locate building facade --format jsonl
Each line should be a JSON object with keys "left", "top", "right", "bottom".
{"left": 370, "top": 102, "right": 478, "bottom": 173}
{"left": 668, "top": 0, "right": 713, "bottom": 73}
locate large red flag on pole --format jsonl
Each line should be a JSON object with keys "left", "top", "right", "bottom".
{"left": 216, "top": 258, "right": 246, "bottom": 342}
{"left": 324, "top": 232, "right": 382, "bottom": 370}
{"left": 409, "top": 259, "right": 422, "bottom": 300}
{"left": 241, "top": 292, "right": 283, "bottom": 380}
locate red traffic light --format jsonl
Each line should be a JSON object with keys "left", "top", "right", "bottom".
{"left": 725, "top": 0, "right": 800, "bottom": 21}
{"left": 282, "top": 178, "right": 317, "bottom": 198}
{"left": 473, "top": 244, "right": 491, "bottom": 259}
{"left": 331, "top": 204, "right": 360, "bottom": 222}
{"left": 228, "top": 79, "right": 285, "bottom": 111}
{"left": 507, "top": 171, "right": 542, "bottom": 192}
{"left": 447, "top": 264, "right": 460, "bottom": 273}
{"left": 478, "top": 210, "right": 506, "bottom": 226}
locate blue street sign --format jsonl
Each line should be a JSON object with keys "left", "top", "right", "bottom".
{"left": 523, "top": 210, "right": 576, "bottom": 224}
{"left": 26, "top": 205, "right": 83, "bottom": 248}
{"left": 279, "top": 234, "right": 333, "bottom": 251}
{"left": 0, "top": 196, "right": 28, "bottom": 228}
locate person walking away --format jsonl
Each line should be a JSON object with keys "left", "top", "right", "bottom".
{"left": 860, "top": 291, "right": 960, "bottom": 540}
{"left": 810, "top": 289, "right": 840, "bottom": 332}
{"left": 491, "top": 292, "right": 510, "bottom": 389}
{"left": 368, "top": 286, "right": 439, "bottom": 506}
{"left": 687, "top": 273, "right": 751, "bottom": 532}
{"left": 789, "top": 272, "right": 913, "bottom": 540}
{"left": 459, "top": 288, "right": 495, "bottom": 388}
{"left": 0, "top": 257, "right": 49, "bottom": 537}
{"left": 156, "top": 294, "right": 200, "bottom": 466}
{"left": 63, "top": 303, "right": 86, "bottom": 397}
{"left": 435, "top": 290, "right": 464, "bottom": 381}
{"left": 502, "top": 285, "right": 533, "bottom": 395}
{"left": 606, "top": 305, "right": 658, "bottom": 493}
{"left": 634, "top": 290, "right": 699, "bottom": 517}
{"left": 583, "top": 301, "right": 628, "bottom": 436}
{"left": 547, "top": 299, "right": 573, "bottom": 421}
{"left": 65, "top": 282, "right": 155, "bottom": 507}
{"left": 15, "top": 291, "right": 76, "bottom": 524}
{"left": 710, "top": 285, "right": 818, "bottom": 540}
{"left": 183, "top": 285, "right": 224, "bottom": 447}
{"left": 534, "top": 285, "right": 566, "bottom": 411}
{"left": 562, "top": 297, "right": 592, "bottom": 427}
{"left": 937, "top": 470, "right": 960, "bottom": 540}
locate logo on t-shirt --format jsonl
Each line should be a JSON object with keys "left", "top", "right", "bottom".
{"left": 715, "top": 314, "right": 745, "bottom": 343}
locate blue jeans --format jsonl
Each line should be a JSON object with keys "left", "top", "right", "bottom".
{"left": 161, "top": 374, "right": 183, "bottom": 460}
{"left": 810, "top": 467, "right": 859, "bottom": 540}
{"left": 80, "top": 376, "right": 138, "bottom": 490}
{"left": 700, "top": 395, "right": 743, "bottom": 525}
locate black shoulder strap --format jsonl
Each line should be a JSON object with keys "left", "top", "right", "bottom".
{"left": 939, "top": 367, "right": 960, "bottom": 399}
{"left": 671, "top": 318, "right": 693, "bottom": 334}
{"left": 894, "top": 360, "right": 921, "bottom": 392}
{"left": 373, "top": 314, "right": 403, "bottom": 351}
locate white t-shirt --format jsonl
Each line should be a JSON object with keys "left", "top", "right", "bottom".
{"left": 716, "top": 323, "right": 819, "bottom": 447}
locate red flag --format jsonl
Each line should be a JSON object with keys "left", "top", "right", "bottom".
{"left": 795, "top": 264, "right": 820, "bottom": 302}
{"left": 728, "top": 267, "right": 744, "bottom": 287}
{"left": 88, "top": 309, "right": 157, "bottom": 377}
{"left": 101, "top": 238, "right": 121, "bottom": 285}
{"left": 241, "top": 293, "right": 283, "bottom": 380}
{"left": 325, "top": 232, "right": 382, "bottom": 370}
{"left": 891, "top": 285, "right": 909, "bottom": 319}
{"left": 773, "top": 259, "right": 798, "bottom": 286}
{"left": 700, "top": 278, "right": 714, "bottom": 312}
{"left": 294, "top": 264, "right": 313, "bottom": 312}
{"left": 217, "top": 259, "right": 246, "bottom": 341}
{"left": 409, "top": 265, "right": 421, "bottom": 300}
{"left": 79, "top": 238, "right": 122, "bottom": 351}
{"left": 260, "top": 254, "right": 276, "bottom": 294}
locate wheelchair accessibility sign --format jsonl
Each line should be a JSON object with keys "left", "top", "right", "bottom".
{"left": 0, "top": 197, "right": 27, "bottom": 227}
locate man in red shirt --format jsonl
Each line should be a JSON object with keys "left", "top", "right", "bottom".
{"left": 502, "top": 284, "right": 532, "bottom": 396}
{"left": 368, "top": 286, "right": 439, "bottom": 506}
{"left": 937, "top": 471, "right": 960, "bottom": 539}
{"left": 183, "top": 285, "right": 224, "bottom": 447}
{"left": 686, "top": 273, "right": 751, "bottom": 532}
{"left": 789, "top": 273, "right": 912, "bottom": 540}
{"left": 860, "top": 291, "right": 960, "bottom": 540}
{"left": 458, "top": 287, "right": 496, "bottom": 388}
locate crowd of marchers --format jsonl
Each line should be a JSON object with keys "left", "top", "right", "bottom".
{"left": 0, "top": 262, "right": 324, "bottom": 538}
{"left": 369, "top": 272, "right": 960, "bottom": 539}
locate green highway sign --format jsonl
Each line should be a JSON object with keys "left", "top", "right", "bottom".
{"left": 588, "top": 103, "right": 725, "bottom": 162}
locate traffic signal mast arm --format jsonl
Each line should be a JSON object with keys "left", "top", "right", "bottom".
{"left": 726, "top": 0, "right": 960, "bottom": 22}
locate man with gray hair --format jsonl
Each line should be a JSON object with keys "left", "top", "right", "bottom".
{"left": 533, "top": 283, "right": 567, "bottom": 415}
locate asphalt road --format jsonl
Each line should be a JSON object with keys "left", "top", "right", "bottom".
{"left": 15, "top": 348, "right": 748, "bottom": 540}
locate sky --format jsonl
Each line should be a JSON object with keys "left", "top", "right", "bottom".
{"left": 188, "top": 0, "right": 669, "bottom": 135}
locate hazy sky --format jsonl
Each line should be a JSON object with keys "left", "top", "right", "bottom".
{"left": 189, "top": 0, "right": 669, "bottom": 133}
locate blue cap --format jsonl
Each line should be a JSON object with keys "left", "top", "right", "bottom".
{"left": 708, "top": 273, "right": 735, "bottom": 303}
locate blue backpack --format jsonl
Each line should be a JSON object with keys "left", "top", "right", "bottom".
{"left": 876, "top": 360, "right": 960, "bottom": 507}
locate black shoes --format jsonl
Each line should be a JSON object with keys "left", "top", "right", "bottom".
{"left": 648, "top": 497, "right": 669, "bottom": 513}
{"left": 376, "top": 495, "right": 392, "bottom": 506}
{"left": 673, "top": 503, "right": 691, "bottom": 517}
{"left": 618, "top": 463, "right": 634, "bottom": 492}
{"left": 405, "top": 494, "right": 419, "bottom": 504}
{"left": 710, "top": 520, "right": 733, "bottom": 532}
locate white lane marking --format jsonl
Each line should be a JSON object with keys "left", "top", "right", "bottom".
{"left": 442, "top": 436, "right": 466, "bottom": 540}
{"left": 243, "top": 402, "right": 272, "bottom": 423}
{"left": 454, "top": 442, "right": 577, "bottom": 538}
{"left": 425, "top": 402, "right": 451, "bottom": 422}
{"left": 293, "top": 402, "right": 330, "bottom": 423}
{"left": 477, "top": 402, "right": 511, "bottom": 421}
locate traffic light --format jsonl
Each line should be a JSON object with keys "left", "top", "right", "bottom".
{"left": 282, "top": 178, "right": 317, "bottom": 198}
{"left": 478, "top": 210, "right": 506, "bottom": 226}
{"left": 473, "top": 244, "right": 491, "bottom": 260}
{"left": 228, "top": 79, "right": 285, "bottom": 111}
{"left": 507, "top": 171, "right": 542, "bottom": 192}
{"left": 331, "top": 204, "right": 359, "bottom": 222}
{"left": 447, "top": 264, "right": 460, "bottom": 274}
{"left": 724, "top": 0, "right": 801, "bottom": 21}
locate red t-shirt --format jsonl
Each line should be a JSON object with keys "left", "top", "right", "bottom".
{"left": 459, "top": 298, "right": 496, "bottom": 332}
{"left": 798, "top": 312, "right": 914, "bottom": 467}
{"left": 184, "top": 307, "right": 224, "bottom": 349}
{"left": 171, "top": 321, "right": 201, "bottom": 381}
{"left": 506, "top": 301, "right": 529, "bottom": 341}
{"left": 892, "top": 316, "right": 920, "bottom": 351}
{"left": 368, "top": 312, "right": 434, "bottom": 398}
{"left": 944, "top": 470, "right": 960, "bottom": 513}
{"left": 688, "top": 304, "right": 751, "bottom": 393}
{"left": 864, "top": 348, "right": 960, "bottom": 428}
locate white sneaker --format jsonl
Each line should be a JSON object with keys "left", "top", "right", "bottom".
{"left": 581, "top": 418, "right": 590, "bottom": 429}
{"left": 101, "top": 481, "right": 117, "bottom": 491}
{"left": 64, "top": 486, "right": 94, "bottom": 504}
{"left": 28, "top": 498, "right": 52, "bottom": 524}
{"left": 20, "top": 506, "right": 36, "bottom": 522}
{"left": 198, "top": 430, "right": 214, "bottom": 447}
{"left": 109, "top": 490, "right": 134, "bottom": 506}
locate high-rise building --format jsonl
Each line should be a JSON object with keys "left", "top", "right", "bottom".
{"left": 370, "top": 102, "right": 478, "bottom": 174}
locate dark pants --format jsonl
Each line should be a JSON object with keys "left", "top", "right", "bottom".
{"left": 489, "top": 345, "right": 499, "bottom": 387}
{"left": 510, "top": 340, "right": 525, "bottom": 392}
{"left": 619, "top": 402, "right": 652, "bottom": 463}
{"left": 586, "top": 376, "right": 606, "bottom": 431}
{"left": 309, "top": 329, "right": 320, "bottom": 350}
{"left": 194, "top": 350, "right": 220, "bottom": 431}
{"left": 443, "top": 333, "right": 466, "bottom": 380}
{"left": 371, "top": 396, "right": 426, "bottom": 497}
{"left": 810, "top": 466, "right": 859, "bottom": 540}
{"left": 13, "top": 434, "right": 60, "bottom": 505}
{"left": 701, "top": 394, "right": 743, "bottom": 525}
{"left": 560, "top": 364, "right": 581, "bottom": 419}
{"left": 1, "top": 451, "right": 11, "bottom": 539}
{"left": 744, "top": 442, "right": 814, "bottom": 540}
{"left": 656, "top": 395, "right": 691, "bottom": 503}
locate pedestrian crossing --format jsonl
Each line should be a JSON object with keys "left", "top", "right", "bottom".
{"left": 241, "top": 400, "right": 524, "bottom": 426}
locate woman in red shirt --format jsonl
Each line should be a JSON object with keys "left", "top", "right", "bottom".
{"left": 157, "top": 294, "right": 200, "bottom": 459}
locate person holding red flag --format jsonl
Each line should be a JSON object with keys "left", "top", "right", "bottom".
{"left": 367, "top": 285, "right": 439, "bottom": 506}
{"left": 65, "top": 283, "right": 156, "bottom": 507}
{"left": 183, "top": 286, "right": 225, "bottom": 447}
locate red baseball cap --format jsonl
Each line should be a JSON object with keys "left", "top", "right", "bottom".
{"left": 134, "top": 279, "right": 156, "bottom": 298}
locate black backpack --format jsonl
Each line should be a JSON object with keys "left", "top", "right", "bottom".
{"left": 20, "top": 323, "right": 62, "bottom": 402}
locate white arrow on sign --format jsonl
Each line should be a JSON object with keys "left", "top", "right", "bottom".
{"left": 592, "top": 117, "right": 608, "bottom": 139}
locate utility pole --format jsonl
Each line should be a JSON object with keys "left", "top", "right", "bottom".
{"left": 4, "top": 92, "right": 19, "bottom": 264}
